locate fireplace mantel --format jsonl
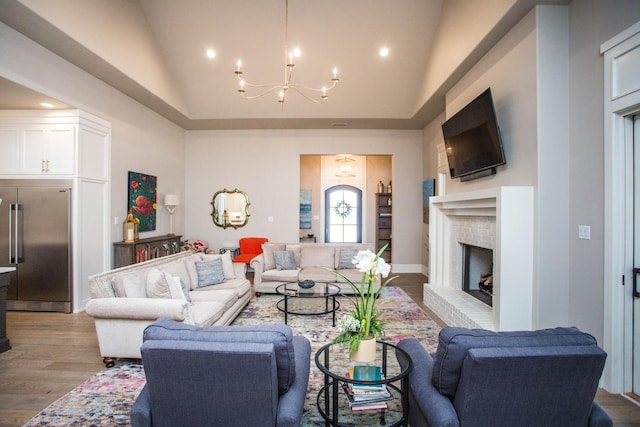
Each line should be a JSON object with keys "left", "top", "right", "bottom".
{"left": 426, "top": 186, "right": 534, "bottom": 331}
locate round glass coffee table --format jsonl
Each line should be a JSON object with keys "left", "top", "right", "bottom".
{"left": 315, "top": 340, "right": 411, "bottom": 426}
{"left": 275, "top": 282, "right": 341, "bottom": 326}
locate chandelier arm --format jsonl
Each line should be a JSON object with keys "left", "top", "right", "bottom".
{"left": 240, "top": 85, "right": 286, "bottom": 100}
{"left": 288, "top": 86, "right": 327, "bottom": 103}
{"left": 289, "top": 79, "right": 339, "bottom": 93}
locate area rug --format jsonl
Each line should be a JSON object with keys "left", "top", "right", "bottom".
{"left": 25, "top": 287, "right": 441, "bottom": 426}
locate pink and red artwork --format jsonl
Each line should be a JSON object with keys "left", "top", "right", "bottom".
{"left": 128, "top": 171, "right": 157, "bottom": 231}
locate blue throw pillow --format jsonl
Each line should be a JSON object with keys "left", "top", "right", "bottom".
{"left": 144, "top": 318, "right": 296, "bottom": 394}
{"left": 195, "top": 258, "right": 225, "bottom": 287}
{"left": 337, "top": 248, "right": 358, "bottom": 269}
{"left": 274, "top": 250, "right": 297, "bottom": 270}
{"left": 431, "top": 326, "right": 598, "bottom": 397}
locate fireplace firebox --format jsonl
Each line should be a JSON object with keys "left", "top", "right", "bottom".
{"left": 461, "top": 244, "right": 493, "bottom": 306}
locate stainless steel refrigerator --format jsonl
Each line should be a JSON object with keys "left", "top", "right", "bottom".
{"left": 0, "top": 180, "right": 72, "bottom": 313}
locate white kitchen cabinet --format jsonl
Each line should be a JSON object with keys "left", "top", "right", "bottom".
{"left": 0, "top": 127, "right": 20, "bottom": 174}
{"left": 0, "top": 110, "right": 109, "bottom": 180}
{"left": 21, "top": 125, "right": 76, "bottom": 175}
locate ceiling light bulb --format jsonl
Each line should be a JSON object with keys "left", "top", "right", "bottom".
{"left": 206, "top": 49, "right": 216, "bottom": 59}
{"left": 379, "top": 47, "right": 389, "bottom": 57}
{"left": 292, "top": 48, "right": 301, "bottom": 57}
{"left": 39, "top": 102, "right": 54, "bottom": 108}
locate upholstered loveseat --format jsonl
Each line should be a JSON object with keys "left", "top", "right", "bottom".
{"left": 250, "top": 242, "right": 379, "bottom": 294}
{"left": 86, "top": 250, "right": 251, "bottom": 366}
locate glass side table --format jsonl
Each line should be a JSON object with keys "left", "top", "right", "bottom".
{"left": 315, "top": 340, "right": 411, "bottom": 427}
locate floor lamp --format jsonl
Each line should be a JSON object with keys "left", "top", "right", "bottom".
{"left": 164, "top": 194, "right": 179, "bottom": 235}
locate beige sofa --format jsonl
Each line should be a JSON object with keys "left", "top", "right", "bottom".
{"left": 250, "top": 243, "right": 379, "bottom": 294}
{"left": 86, "top": 250, "right": 250, "bottom": 366}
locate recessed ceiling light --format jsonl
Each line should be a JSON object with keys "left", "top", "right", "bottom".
{"left": 39, "top": 102, "right": 54, "bottom": 108}
{"left": 206, "top": 49, "right": 216, "bottom": 59}
{"left": 379, "top": 47, "right": 389, "bottom": 57}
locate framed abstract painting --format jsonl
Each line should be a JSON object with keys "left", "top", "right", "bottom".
{"left": 128, "top": 171, "right": 157, "bottom": 231}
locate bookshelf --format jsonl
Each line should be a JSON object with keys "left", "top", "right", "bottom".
{"left": 375, "top": 193, "right": 392, "bottom": 262}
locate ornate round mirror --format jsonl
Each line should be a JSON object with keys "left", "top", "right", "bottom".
{"left": 210, "top": 188, "right": 250, "bottom": 229}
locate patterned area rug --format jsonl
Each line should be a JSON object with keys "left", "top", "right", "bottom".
{"left": 25, "top": 287, "right": 441, "bottom": 426}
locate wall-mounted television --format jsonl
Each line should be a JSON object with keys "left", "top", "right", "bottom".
{"left": 441, "top": 88, "right": 505, "bottom": 181}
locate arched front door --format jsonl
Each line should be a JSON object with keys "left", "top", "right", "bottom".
{"left": 324, "top": 185, "right": 362, "bottom": 243}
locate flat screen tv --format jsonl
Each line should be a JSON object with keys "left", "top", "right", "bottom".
{"left": 441, "top": 88, "right": 505, "bottom": 180}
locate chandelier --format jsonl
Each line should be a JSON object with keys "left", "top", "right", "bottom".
{"left": 234, "top": 0, "right": 339, "bottom": 105}
{"left": 335, "top": 156, "right": 356, "bottom": 178}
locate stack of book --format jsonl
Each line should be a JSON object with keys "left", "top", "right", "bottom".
{"left": 343, "top": 365, "right": 392, "bottom": 411}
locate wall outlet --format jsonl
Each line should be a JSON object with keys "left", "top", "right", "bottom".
{"left": 578, "top": 225, "right": 591, "bottom": 240}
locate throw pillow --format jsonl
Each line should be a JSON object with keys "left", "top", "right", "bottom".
{"left": 202, "top": 251, "right": 236, "bottom": 280}
{"left": 337, "top": 248, "right": 359, "bottom": 269}
{"left": 274, "top": 250, "right": 297, "bottom": 270}
{"left": 196, "top": 258, "right": 225, "bottom": 287}
{"left": 262, "top": 243, "right": 286, "bottom": 271}
{"left": 113, "top": 272, "right": 147, "bottom": 298}
{"left": 146, "top": 269, "right": 175, "bottom": 299}
{"left": 175, "top": 276, "right": 191, "bottom": 302}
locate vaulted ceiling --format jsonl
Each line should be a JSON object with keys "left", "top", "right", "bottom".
{"left": 0, "top": 0, "right": 570, "bottom": 129}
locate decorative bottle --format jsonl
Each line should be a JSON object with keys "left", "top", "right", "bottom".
{"left": 377, "top": 181, "right": 384, "bottom": 193}
{"left": 388, "top": 181, "right": 392, "bottom": 194}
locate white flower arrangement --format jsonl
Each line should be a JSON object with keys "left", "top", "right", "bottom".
{"left": 331, "top": 244, "right": 396, "bottom": 352}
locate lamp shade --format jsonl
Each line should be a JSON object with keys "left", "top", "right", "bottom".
{"left": 164, "top": 194, "right": 179, "bottom": 206}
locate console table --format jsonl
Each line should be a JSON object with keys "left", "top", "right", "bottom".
{"left": 0, "top": 267, "right": 15, "bottom": 353}
{"left": 113, "top": 234, "right": 182, "bottom": 268}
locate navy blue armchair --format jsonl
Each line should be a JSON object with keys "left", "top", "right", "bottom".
{"left": 396, "top": 327, "right": 612, "bottom": 427}
{"left": 131, "top": 318, "right": 311, "bottom": 427}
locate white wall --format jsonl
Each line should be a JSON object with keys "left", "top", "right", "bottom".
{"left": 184, "top": 129, "right": 423, "bottom": 271}
{"left": 422, "top": 2, "right": 640, "bottom": 343}
{"left": 567, "top": 0, "right": 640, "bottom": 341}
{"left": 0, "top": 22, "right": 186, "bottom": 263}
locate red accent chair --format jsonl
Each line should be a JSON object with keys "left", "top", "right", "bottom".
{"left": 233, "top": 237, "right": 269, "bottom": 265}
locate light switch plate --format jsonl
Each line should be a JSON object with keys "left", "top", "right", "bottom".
{"left": 578, "top": 225, "right": 591, "bottom": 240}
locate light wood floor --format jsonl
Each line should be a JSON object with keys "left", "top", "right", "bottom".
{"left": 0, "top": 273, "right": 638, "bottom": 426}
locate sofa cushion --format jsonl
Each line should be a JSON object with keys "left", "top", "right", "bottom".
{"left": 112, "top": 271, "right": 147, "bottom": 298}
{"left": 144, "top": 318, "right": 296, "bottom": 394}
{"left": 262, "top": 268, "right": 300, "bottom": 282}
{"left": 187, "top": 301, "right": 225, "bottom": 327}
{"left": 336, "top": 248, "right": 359, "bottom": 269}
{"left": 432, "top": 327, "right": 599, "bottom": 397}
{"left": 300, "top": 245, "right": 335, "bottom": 268}
{"left": 274, "top": 250, "right": 297, "bottom": 270}
{"left": 191, "top": 278, "right": 250, "bottom": 299}
{"left": 188, "top": 288, "right": 237, "bottom": 311}
{"left": 196, "top": 258, "right": 226, "bottom": 287}
{"left": 335, "top": 269, "right": 364, "bottom": 284}
{"left": 262, "top": 243, "right": 286, "bottom": 271}
{"left": 182, "top": 253, "right": 205, "bottom": 290}
{"left": 298, "top": 267, "right": 338, "bottom": 282}
{"left": 160, "top": 259, "right": 193, "bottom": 290}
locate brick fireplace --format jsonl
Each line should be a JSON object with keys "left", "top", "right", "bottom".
{"left": 424, "top": 187, "right": 534, "bottom": 331}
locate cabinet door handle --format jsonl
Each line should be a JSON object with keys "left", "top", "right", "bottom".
{"left": 41, "top": 159, "right": 46, "bottom": 172}
{"left": 45, "top": 159, "right": 50, "bottom": 172}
